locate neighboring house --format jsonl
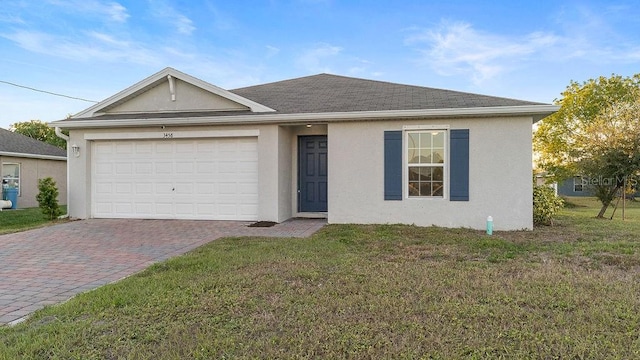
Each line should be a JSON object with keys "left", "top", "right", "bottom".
{"left": 557, "top": 176, "right": 592, "bottom": 197}
{"left": 558, "top": 175, "right": 640, "bottom": 198}
{"left": 0, "top": 128, "right": 67, "bottom": 208}
{"left": 50, "top": 68, "right": 558, "bottom": 230}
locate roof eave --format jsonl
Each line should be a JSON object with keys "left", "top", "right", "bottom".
{"left": 0, "top": 151, "right": 67, "bottom": 161}
{"left": 51, "top": 105, "right": 560, "bottom": 129}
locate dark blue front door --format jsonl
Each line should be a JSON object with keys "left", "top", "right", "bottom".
{"left": 299, "top": 136, "right": 328, "bottom": 212}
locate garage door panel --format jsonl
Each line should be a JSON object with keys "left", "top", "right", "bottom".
{"left": 196, "top": 183, "right": 215, "bottom": 195}
{"left": 136, "top": 163, "right": 153, "bottom": 174}
{"left": 239, "top": 182, "right": 258, "bottom": 195}
{"left": 114, "top": 202, "right": 133, "bottom": 214}
{"left": 154, "top": 182, "right": 174, "bottom": 195}
{"left": 95, "top": 182, "right": 112, "bottom": 194}
{"left": 135, "top": 203, "right": 153, "bottom": 214}
{"left": 155, "top": 161, "right": 173, "bottom": 174}
{"left": 96, "top": 163, "right": 113, "bottom": 175}
{"left": 175, "top": 162, "right": 194, "bottom": 174}
{"left": 92, "top": 138, "right": 258, "bottom": 220}
{"left": 175, "top": 202, "right": 195, "bottom": 215}
{"left": 175, "top": 183, "right": 194, "bottom": 195}
{"left": 115, "top": 183, "right": 132, "bottom": 194}
{"left": 155, "top": 143, "right": 173, "bottom": 153}
{"left": 196, "top": 162, "right": 215, "bottom": 174}
{"left": 135, "top": 183, "right": 153, "bottom": 194}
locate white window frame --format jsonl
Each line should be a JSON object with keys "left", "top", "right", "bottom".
{"left": 403, "top": 125, "right": 449, "bottom": 199}
{"left": 573, "top": 176, "right": 583, "bottom": 192}
{"left": 2, "top": 162, "right": 21, "bottom": 196}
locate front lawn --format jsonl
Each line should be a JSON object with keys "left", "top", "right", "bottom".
{"left": 0, "top": 206, "right": 67, "bottom": 235}
{"left": 1, "top": 199, "right": 639, "bottom": 358}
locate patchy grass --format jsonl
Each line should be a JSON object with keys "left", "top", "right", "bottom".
{"left": 1, "top": 199, "right": 640, "bottom": 358}
{"left": 0, "top": 206, "right": 68, "bottom": 235}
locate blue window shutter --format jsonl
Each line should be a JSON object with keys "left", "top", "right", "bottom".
{"left": 384, "top": 131, "right": 402, "bottom": 200}
{"left": 450, "top": 129, "right": 469, "bottom": 201}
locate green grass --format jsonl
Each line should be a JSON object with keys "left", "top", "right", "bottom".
{"left": 0, "top": 206, "right": 67, "bottom": 235}
{"left": 1, "top": 199, "right": 640, "bottom": 358}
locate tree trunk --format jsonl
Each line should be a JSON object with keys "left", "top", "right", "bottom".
{"left": 596, "top": 185, "right": 620, "bottom": 218}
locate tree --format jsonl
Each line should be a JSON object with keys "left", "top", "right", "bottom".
{"left": 534, "top": 74, "right": 640, "bottom": 218}
{"left": 10, "top": 120, "right": 67, "bottom": 149}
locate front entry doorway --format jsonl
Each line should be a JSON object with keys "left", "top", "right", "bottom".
{"left": 298, "top": 135, "right": 328, "bottom": 212}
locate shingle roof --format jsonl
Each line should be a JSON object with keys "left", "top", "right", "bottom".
{"left": 0, "top": 128, "right": 67, "bottom": 157}
{"left": 231, "top": 73, "right": 544, "bottom": 114}
{"left": 61, "top": 71, "right": 554, "bottom": 125}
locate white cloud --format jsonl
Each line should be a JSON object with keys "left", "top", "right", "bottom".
{"left": 45, "top": 0, "right": 129, "bottom": 23}
{"left": 148, "top": 0, "right": 196, "bottom": 36}
{"left": 295, "top": 43, "right": 343, "bottom": 73}
{"left": 104, "top": 2, "right": 129, "bottom": 22}
{"left": 406, "top": 21, "right": 559, "bottom": 84}
{"left": 265, "top": 45, "right": 280, "bottom": 58}
{"left": 2, "top": 30, "right": 160, "bottom": 65}
{"left": 0, "top": 14, "right": 26, "bottom": 25}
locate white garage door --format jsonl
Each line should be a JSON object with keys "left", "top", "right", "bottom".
{"left": 92, "top": 138, "right": 258, "bottom": 220}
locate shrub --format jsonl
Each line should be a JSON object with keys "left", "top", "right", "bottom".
{"left": 36, "top": 177, "right": 62, "bottom": 220}
{"left": 533, "top": 185, "right": 564, "bottom": 226}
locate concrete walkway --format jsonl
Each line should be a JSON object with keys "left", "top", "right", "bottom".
{"left": 0, "top": 218, "right": 326, "bottom": 325}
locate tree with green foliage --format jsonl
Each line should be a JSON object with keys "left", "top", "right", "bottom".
{"left": 36, "top": 177, "right": 63, "bottom": 220}
{"left": 10, "top": 120, "right": 67, "bottom": 149}
{"left": 534, "top": 74, "right": 640, "bottom": 218}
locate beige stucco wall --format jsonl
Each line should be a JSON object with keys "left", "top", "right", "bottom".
{"left": 107, "top": 79, "right": 248, "bottom": 113}
{"left": 66, "top": 116, "right": 533, "bottom": 230}
{"left": 1, "top": 155, "right": 67, "bottom": 209}
{"left": 326, "top": 117, "right": 534, "bottom": 230}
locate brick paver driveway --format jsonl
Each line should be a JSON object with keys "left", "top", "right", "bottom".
{"left": 0, "top": 218, "right": 326, "bottom": 325}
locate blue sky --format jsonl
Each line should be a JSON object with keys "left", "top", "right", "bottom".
{"left": 1, "top": 0, "right": 639, "bottom": 129}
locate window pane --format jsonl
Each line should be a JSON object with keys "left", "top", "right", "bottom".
{"left": 432, "top": 149, "right": 445, "bottom": 163}
{"left": 419, "top": 182, "right": 431, "bottom": 197}
{"left": 2, "top": 164, "right": 18, "bottom": 177}
{"left": 419, "top": 149, "right": 431, "bottom": 163}
{"left": 432, "top": 182, "right": 444, "bottom": 196}
{"left": 408, "top": 133, "right": 420, "bottom": 148}
{"left": 408, "top": 167, "right": 420, "bottom": 181}
{"left": 432, "top": 131, "right": 444, "bottom": 147}
{"left": 408, "top": 182, "right": 419, "bottom": 196}
{"left": 418, "top": 167, "right": 431, "bottom": 181}
{"left": 432, "top": 167, "right": 443, "bottom": 181}
{"left": 419, "top": 133, "right": 432, "bottom": 148}
{"left": 408, "top": 147, "right": 420, "bottom": 164}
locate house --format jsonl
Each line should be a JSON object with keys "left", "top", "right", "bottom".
{"left": 50, "top": 68, "right": 558, "bottom": 230}
{"left": 557, "top": 175, "right": 639, "bottom": 198}
{"left": 0, "top": 128, "right": 67, "bottom": 208}
{"left": 557, "top": 176, "right": 591, "bottom": 197}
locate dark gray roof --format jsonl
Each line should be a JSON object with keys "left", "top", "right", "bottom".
{"left": 231, "top": 73, "right": 544, "bottom": 113}
{"left": 67, "top": 72, "right": 549, "bottom": 122}
{"left": 0, "top": 128, "right": 67, "bottom": 157}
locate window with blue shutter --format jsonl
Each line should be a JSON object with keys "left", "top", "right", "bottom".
{"left": 449, "top": 129, "right": 469, "bottom": 201}
{"left": 384, "top": 131, "right": 402, "bottom": 200}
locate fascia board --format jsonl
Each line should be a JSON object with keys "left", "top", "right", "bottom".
{"left": 53, "top": 105, "right": 560, "bottom": 129}
{"left": 0, "top": 151, "right": 67, "bottom": 161}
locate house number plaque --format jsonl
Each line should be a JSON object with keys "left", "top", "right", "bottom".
{"left": 163, "top": 133, "right": 174, "bottom": 139}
